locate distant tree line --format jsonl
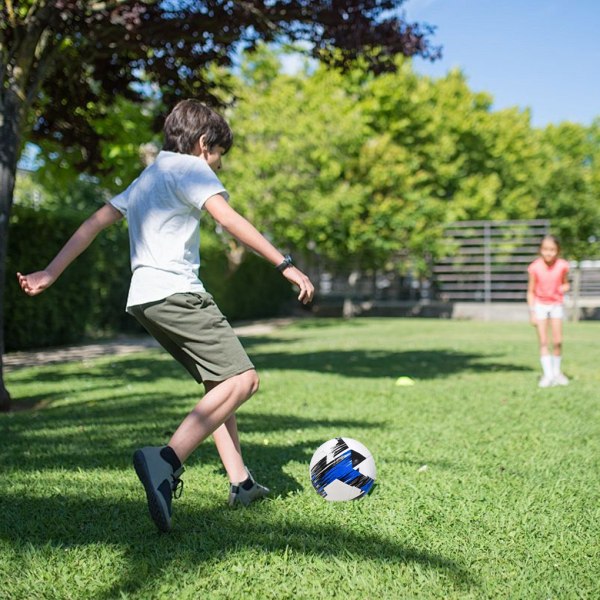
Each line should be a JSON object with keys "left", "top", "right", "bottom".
{"left": 12, "top": 47, "right": 600, "bottom": 327}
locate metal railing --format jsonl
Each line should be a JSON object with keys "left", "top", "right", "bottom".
{"left": 433, "top": 219, "right": 551, "bottom": 302}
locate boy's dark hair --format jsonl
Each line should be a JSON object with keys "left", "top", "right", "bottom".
{"left": 163, "top": 99, "right": 233, "bottom": 155}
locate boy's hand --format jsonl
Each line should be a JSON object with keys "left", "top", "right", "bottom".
{"left": 529, "top": 313, "right": 538, "bottom": 327}
{"left": 283, "top": 266, "right": 314, "bottom": 304}
{"left": 17, "top": 270, "right": 55, "bottom": 296}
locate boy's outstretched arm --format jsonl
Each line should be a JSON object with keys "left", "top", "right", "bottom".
{"left": 17, "top": 203, "right": 123, "bottom": 296}
{"left": 204, "top": 194, "right": 314, "bottom": 304}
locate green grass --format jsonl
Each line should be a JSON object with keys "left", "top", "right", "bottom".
{"left": 1, "top": 318, "right": 599, "bottom": 599}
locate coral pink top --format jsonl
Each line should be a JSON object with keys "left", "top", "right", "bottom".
{"left": 527, "top": 257, "right": 570, "bottom": 303}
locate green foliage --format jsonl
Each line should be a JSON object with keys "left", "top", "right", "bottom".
{"left": 224, "top": 48, "right": 370, "bottom": 271}
{"left": 537, "top": 120, "right": 600, "bottom": 258}
{"left": 224, "top": 52, "right": 559, "bottom": 276}
{"left": 12, "top": 48, "right": 600, "bottom": 346}
{"left": 15, "top": 169, "right": 109, "bottom": 212}
{"left": 5, "top": 205, "right": 109, "bottom": 350}
{"left": 5, "top": 201, "right": 293, "bottom": 351}
{"left": 9, "top": 174, "right": 137, "bottom": 347}
{"left": 31, "top": 95, "right": 162, "bottom": 195}
{"left": 199, "top": 226, "right": 295, "bottom": 321}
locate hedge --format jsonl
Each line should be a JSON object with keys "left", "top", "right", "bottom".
{"left": 5, "top": 204, "right": 294, "bottom": 351}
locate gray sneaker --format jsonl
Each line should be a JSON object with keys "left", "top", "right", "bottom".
{"left": 228, "top": 468, "right": 270, "bottom": 507}
{"left": 133, "top": 446, "right": 184, "bottom": 532}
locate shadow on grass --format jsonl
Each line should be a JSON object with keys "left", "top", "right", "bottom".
{"left": 8, "top": 347, "right": 532, "bottom": 393}
{"left": 250, "top": 348, "right": 531, "bottom": 379}
{"left": 1, "top": 336, "right": 479, "bottom": 593}
{"left": 1, "top": 394, "right": 383, "bottom": 496}
{"left": 3, "top": 343, "right": 527, "bottom": 481}
{"left": 0, "top": 493, "right": 476, "bottom": 597}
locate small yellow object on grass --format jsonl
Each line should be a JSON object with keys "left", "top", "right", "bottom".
{"left": 395, "top": 376, "right": 415, "bottom": 386}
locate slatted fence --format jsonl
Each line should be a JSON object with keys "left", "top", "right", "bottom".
{"left": 434, "top": 219, "right": 551, "bottom": 302}
{"left": 576, "top": 260, "right": 600, "bottom": 297}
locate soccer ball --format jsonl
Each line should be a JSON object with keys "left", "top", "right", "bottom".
{"left": 309, "top": 437, "right": 376, "bottom": 501}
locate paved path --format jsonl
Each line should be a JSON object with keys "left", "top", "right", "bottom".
{"left": 4, "top": 318, "right": 294, "bottom": 372}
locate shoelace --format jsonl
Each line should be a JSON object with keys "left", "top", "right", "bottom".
{"left": 172, "top": 466, "right": 185, "bottom": 499}
{"left": 172, "top": 477, "right": 184, "bottom": 499}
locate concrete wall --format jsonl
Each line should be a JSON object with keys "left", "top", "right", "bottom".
{"left": 312, "top": 299, "right": 600, "bottom": 321}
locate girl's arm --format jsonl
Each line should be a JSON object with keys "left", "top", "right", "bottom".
{"left": 17, "top": 203, "right": 123, "bottom": 296}
{"left": 527, "top": 273, "right": 537, "bottom": 325}
{"left": 560, "top": 271, "right": 570, "bottom": 294}
{"left": 204, "top": 194, "right": 314, "bottom": 304}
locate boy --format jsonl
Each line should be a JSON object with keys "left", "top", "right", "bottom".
{"left": 17, "top": 99, "right": 315, "bottom": 532}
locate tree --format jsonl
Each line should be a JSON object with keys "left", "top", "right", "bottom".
{"left": 354, "top": 65, "right": 546, "bottom": 261}
{"left": 0, "top": 0, "right": 440, "bottom": 409}
{"left": 537, "top": 120, "right": 600, "bottom": 260}
{"left": 226, "top": 53, "right": 546, "bottom": 276}
{"left": 224, "top": 47, "right": 370, "bottom": 266}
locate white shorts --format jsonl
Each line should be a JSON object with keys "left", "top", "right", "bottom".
{"left": 534, "top": 303, "right": 564, "bottom": 320}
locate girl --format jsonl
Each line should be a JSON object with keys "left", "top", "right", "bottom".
{"left": 527, "top": 235, "right": 570, "bottom": 388}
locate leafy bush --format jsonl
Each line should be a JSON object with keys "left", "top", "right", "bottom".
{"left": 5, "top": 205, "right": 107, "bottom": 350}
{"left": 5, "top": 205, "right": 293, "bottom": 351}
{"left": 201, "top": 248, "right": 295, "bottom": 322}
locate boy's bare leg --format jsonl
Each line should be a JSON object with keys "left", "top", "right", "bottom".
{"left": 213, "top": 414, "right": 247, "bottom": 483}
{"left": 168, "top": 369, "right": 258, "bottom": 464}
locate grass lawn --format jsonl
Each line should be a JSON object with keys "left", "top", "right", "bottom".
{"left": 1, "top": 318, "right": 599, "bottom": 599}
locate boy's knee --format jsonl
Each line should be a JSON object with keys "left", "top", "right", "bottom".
{"left": 240, "top": 369, "right": 259, "bottom": 398}
{"left": 249, "top": 370, "right": 260, "bottom": 395}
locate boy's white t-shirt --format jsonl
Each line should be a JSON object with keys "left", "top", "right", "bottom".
{"left": 109, "top": 150, "right": 229, "bottom": 311}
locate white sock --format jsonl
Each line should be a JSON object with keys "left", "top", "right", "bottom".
{"left": 552, "top": 355, "right": 562, "bottom": 376}
{"left": 540, "top": 355, "right": 553, "bottom": 378}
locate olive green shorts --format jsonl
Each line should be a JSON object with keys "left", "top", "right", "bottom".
{"left": 129, "top": 292, "right": 255, "bottom": 384}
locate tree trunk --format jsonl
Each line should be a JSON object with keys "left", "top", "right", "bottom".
{"left": 343, "top": 270, "right": 360, "bottom": 318}
{"left": 0, "top": 10, "right": 63, "bottom": 410}
{"left": 0, "top": 94, "right": 23, "bottom": 411}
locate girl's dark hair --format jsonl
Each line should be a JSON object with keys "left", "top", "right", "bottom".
{"left": 163, "top": 99, "right": 233, "bottom": 155}
{"left": 541, "top": 234, "right": 561, "bottom": 251}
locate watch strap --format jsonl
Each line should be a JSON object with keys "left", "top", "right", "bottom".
{"left": 276, "top": 255, "right": 293, "bottom": 272}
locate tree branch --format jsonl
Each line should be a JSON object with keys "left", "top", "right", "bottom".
{"left": 89, "top": 0, "right": 141, "bottom": 11}
{"left": 5, "top": 0, "right": 17, "bottom": 28}
{"left": 25, "top": 0, "right": 46, "bottom": 25}
{"left": 25, "top": 30, "right": 60, "bottom": 107}
{"left": 237, "top": 1, "right": 278, "bottom": 33}
{"left": 6, "top": 3, "right": 59, "bottom": 105}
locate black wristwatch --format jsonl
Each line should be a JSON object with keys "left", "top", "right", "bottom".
{"left": 276, "top": 255, "right": 293, "bottom": 272}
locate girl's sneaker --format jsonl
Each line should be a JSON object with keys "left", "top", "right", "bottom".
{"left": 554, "top": 373, "right": 569, "bottom": 386}
{"left": 228, "top": 468, "right": 270, "bottom": 507}
{"left": 538, "top": 375, "right": 554, "bottom": 388}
